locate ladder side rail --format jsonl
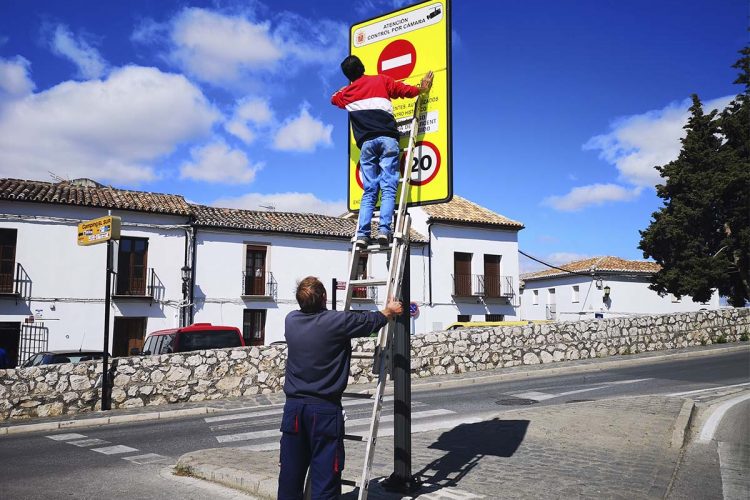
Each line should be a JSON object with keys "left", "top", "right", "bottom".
{"left": 356, "top": 352, "right": 389, "bottom": 500}
{"left": 343, "top": 244, "right": 364, "bottom": 311}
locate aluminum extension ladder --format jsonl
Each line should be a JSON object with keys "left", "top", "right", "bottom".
{"left": 339, "top": 91, "right": 426, "bottom": 500}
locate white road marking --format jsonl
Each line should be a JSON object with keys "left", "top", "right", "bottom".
{"left": 515, "top": 378, "right": 652, "bottom": 401}
{"left": 123, "top": 453, "right": 173, "bottom": 465}
{"left": 381, "top": 54, "right": 412, "bottom": 71}
{"left": 667, "top": 382, "right": 750, "bottom": 397}
{"left": 46, "top": 433, "right": 87, "bottom": 441}
{"left": 67, "top": 438, "right": 110, "bottom": 447}
{"left": 90, "top": 445, "right": 139, "bottom": 455}
{"left": 216, "top": 408, "right": 455, "bottom": 444}
{"left": 204, "top": 396, "right": 393, "bottom": 423}
{"left": 698, "top": 392, "right": 750, "bottom": 443}
{"left": 239, "top": 414, "right": 484, "bottom": 452}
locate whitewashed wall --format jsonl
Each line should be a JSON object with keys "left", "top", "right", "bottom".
{"left": 409, "top": 208, "right": 522, "bottom": 332}
{"left": 0, "top": 201, "right": 189, "bottom": 360}
{"left": 519, "top": 274, "right": 721, "bottom": 321}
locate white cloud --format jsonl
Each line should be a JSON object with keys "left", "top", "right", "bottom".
{"left": 50, "top": 24, "right": 108, "bottom": 79}
{"left": 169, "top": 8, "right": 282, "bottom": 84}
{"left": 542, "top": 183, "right": 641, "bottom": 212}
{"left": 212, "top": 192, "right": 346, "bottom": 216}
{"left": 136, "top": 7, "right": 346, "bottom": 87}
{"left": 0, "top": 66, "right": 219, "bottom": 183}
{"left": 180, "top": 141, "right": 261, "bottom": 183}
{"left": 584, "top": 95, "right": 734, "bottom": 187}
{"left": 273, "top": 106, "right": 333, "bottom": 152}
{"left": 0, "top": 56, "right": 35, "bottom": 100}
{"left": 225, "top": 98, "right": 274, "bottom": 144}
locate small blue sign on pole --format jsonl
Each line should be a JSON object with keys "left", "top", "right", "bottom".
{"left": 409, "top": 302, "right": 419, "bottom": 318}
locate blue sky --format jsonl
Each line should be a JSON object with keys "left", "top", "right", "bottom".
{"left": 0, "top": 0, "right": 746, "bottom": 271}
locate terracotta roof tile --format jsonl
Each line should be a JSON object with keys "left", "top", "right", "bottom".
{"left": 0, "top": 178, "right": 191, "bottom": 216}
{"left": 521, "top": 256, "right": 661, "bottom": 281}
{"left": 192, "top": 204, "right": 428, "bottom": 242}
{"left": 420, "top": 195, "right": 524, "bottom": 229}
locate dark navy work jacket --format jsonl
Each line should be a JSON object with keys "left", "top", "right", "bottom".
{"left": 283, "top": 308, "right": 387, "bottom": 405}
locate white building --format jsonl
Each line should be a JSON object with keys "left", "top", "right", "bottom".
{"left": 519, "top": 256, "right": 721, "bottom": 321}
{"left": 0, "top": 178, "right": 524, "bottom": 366}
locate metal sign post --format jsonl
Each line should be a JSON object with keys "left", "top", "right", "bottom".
{"left": 77, "top": 214, "right": 121, "bottom": 412}
{"left": 101, "top": 239, "right": 113, "bottom": 411}
{"left": 383, "top": 244, "right": 420, "bottom": 493}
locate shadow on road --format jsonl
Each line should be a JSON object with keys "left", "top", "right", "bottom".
{"left": 344, "top": 418, "right": 529, "bottom": 499}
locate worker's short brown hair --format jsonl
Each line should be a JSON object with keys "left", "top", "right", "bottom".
{"left": 296, "top": 276, "right": 326, "bottom": 312}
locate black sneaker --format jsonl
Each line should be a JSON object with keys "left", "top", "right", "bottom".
{"left": 354, "top": 235, "right": 370, "bottom": 248}
{"left": 376, "top": 233, "right": 391, "bottom": 246}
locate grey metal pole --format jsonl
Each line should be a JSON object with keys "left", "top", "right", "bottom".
{"left": 101, "top": 239, "right": 112, "bottom": 411}
{"left": 331, "top": 278, "right": 337, "bottom": 310}
{"left": 383, "top": 244, "right": 420, "bottom": 493}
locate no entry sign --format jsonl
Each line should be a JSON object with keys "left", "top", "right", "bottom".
{"left": 378, "top": 39, "right": 417, "bottom": 80}
{"left": 348, "top": 0, "right": 452, "bottom": 211}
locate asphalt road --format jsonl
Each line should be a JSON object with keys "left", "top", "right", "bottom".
{"left": 1, "top": 348, "right": 747, "bottom": 499}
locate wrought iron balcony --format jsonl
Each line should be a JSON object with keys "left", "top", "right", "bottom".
{"left": 113, "top": 267, "right": 161, "bottom": 298}
{"left": 0, "top": 262, "right": 30, "bottom": 298}
{"left": 242, "top": 271, "right": 278, "bottom": 300}
{"left": 351, "top": 281, "right": 379, "bottom": 302}
{"left": 452, "top": 274, "right": 515, "bottom": 298}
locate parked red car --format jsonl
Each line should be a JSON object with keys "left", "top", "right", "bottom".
{"left": 140, "top": 323, "right": 244, "bottom": 355}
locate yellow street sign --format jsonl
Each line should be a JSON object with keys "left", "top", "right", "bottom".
{"left": 77, "top": 215, "right": 121, "bottom": 246}
{"left": 348, "top": 0, "right": 452, "bottom": 211}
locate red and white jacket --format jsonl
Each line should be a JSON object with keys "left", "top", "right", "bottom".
{"left": 331, "top": 74, "right": 420, "bottom": 148}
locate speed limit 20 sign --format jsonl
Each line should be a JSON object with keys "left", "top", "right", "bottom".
{"left": 347, "top": 0, "right": 452, "bottom": 211}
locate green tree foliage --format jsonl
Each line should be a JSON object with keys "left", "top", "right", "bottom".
{"left": 639, "top": 47, "right": 750, "bottom": 307}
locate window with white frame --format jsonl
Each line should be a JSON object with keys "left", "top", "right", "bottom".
{"left": 532, "top": 290, "right": 538, "bottom": 305}
{"left": 572, "top": 285, "right": 580, "bottom": 303}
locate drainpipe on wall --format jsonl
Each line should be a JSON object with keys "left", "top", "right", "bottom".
{"left": 189, "top": 226, "right": 197, "bottom": 325}
{"left": 427, "top": 221, "right": 433, "bottom": 306}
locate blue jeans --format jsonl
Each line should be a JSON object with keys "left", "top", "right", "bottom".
{"left": 357, "top": 136, "right": 400, "bottom": 238}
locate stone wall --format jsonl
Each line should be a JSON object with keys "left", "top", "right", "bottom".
{"left": 1, "top": 308, "right": 747, "bottom": 421}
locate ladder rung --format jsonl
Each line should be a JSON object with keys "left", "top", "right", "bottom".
{"left": 342, "top": 391, "right": 374, "bottom": 399}
{"left": 341, "top": 479, "right": 358, "bottom": 487}
{"left": 350, "top": 279, "right": 387, "bottom": 287}
{"left": 343, "top": 434, "right": 366, "bottom": 442}
{"left": 351, "top": 351, "right": 375, "bottom": 359}
{"left": 360, "top": 244, "right": 394, "bottom": 253}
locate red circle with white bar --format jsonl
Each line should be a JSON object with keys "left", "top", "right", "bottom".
{"left": 377, "top": 39, "right": 417, "bottom": 80}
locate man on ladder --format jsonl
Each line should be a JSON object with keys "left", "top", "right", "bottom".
{"left": 331, "top": 55, "right": 433, "bottom": 247}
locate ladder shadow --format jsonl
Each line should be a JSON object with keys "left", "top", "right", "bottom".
{"left": 341, "top": 418, "right": 529, "bottom": 499}
{"left": 416, "top": 418, "right": 529, "bottom": 490}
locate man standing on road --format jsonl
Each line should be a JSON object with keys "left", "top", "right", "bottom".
{"left": 278, "top": 276, "right": 403, "bottom": 500}
{"left": 331, "top": 55, "right": 433, "bottom": 247}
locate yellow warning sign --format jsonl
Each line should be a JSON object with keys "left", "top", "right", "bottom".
{"left": 348, "top": 0, "right": 452, "bottom": 211}
{"left": 77, "top": 215, "right": 121, "bottom": 246}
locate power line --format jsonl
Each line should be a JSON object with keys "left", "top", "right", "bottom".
{"left": 519, "top": 250, "right": 595, "bottom": 278}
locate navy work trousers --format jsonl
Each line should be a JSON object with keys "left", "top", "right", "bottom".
{"left": 278, "top": 398, "right": 345, "bottom": 500}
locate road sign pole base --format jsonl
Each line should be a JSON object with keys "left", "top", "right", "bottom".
{"left": 381, "top": 472, "right": 422, "bottom": 494}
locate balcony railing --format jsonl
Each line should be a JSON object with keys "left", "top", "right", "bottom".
{"left": 242, "top": 271, "right": 278, "bottom": 300}
{"left": 452, "top": 274, "right": 515, "bottom": 298}
{"left": 114, "top": 267, "right": 159, "bottom": 297}
{"left": 352, "top": 281, "right": 379, "bottom": 302}
{"left": 0, "top": 263, "right": 31, "bottom": 298}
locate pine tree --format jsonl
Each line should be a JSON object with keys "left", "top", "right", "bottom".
{"left": 639, "top": 47, "right": 750, "bottom": 306}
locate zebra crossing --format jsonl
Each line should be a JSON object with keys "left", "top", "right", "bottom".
{"left": 45, "top": 432, "right": 173, "bottom": 465}
{"left": 206, "top": 396, "right": 475, "bottom": 451}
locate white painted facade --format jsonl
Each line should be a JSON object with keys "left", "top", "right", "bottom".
{"left": 519, "top": 273, "right": 721, "bottom": 321}
{"left": 408, "top": 208, "right": 522, "bottom": 331}
{"left": 0, "top": 201, "right": 190, "bottom": 365}
{"left": 0, "top": 192, "right": 523, "bottom": 365}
